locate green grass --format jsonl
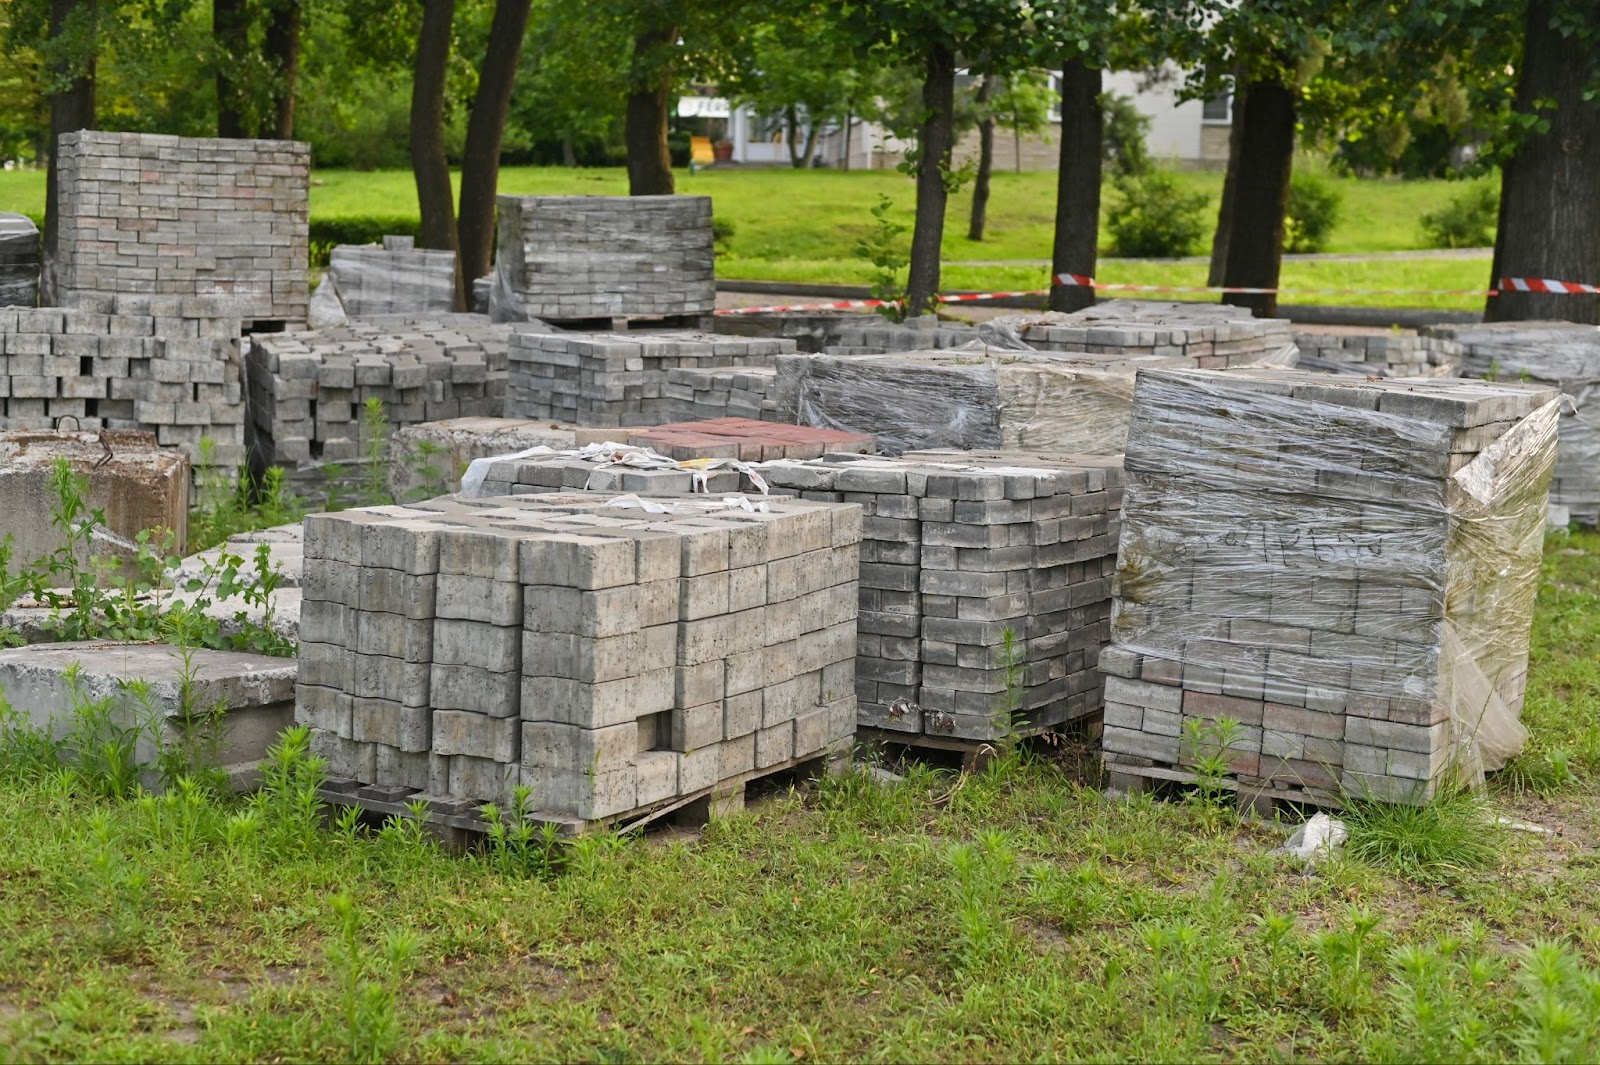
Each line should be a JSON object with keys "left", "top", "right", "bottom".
{"left": 0, "top": 164, "right": 1499, "bottom": 309}
{"left": 0, "top": 533, "right": 1597, "bottom": 1061}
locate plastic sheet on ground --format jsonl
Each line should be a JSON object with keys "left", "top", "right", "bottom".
{"left": 460, "top": 442, "right": 771, "bottom": 498}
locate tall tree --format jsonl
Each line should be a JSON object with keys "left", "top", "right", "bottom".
{"left": 42, "top": 0, "right": 98, "bottom": 279}
{"left": 263, "top": 0, "right": 302, "bottom": 137}
{"left": 1484, "top": 0, "right": 1600, "bottom": 323}
{"left": 213, "top": 0, "right": 251, "bottom": 136}
{"left": 457, "top": 0, "right": 534, "bottom": 284}
{"left": 1049, "top": 57, "right": 1101, "bottom": 312}
{"left": 966, "top": 74, "right": 997, "bottom": 240}
{"left": 409, "top": 0, "right": 464, "bottom": 307}
{"left": 624, "top": 19, "right": 677, "bottom": 194}
{"left": 837, "top": 0, "right": 1039, "bottom": 315}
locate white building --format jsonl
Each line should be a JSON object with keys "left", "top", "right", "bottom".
{"left": 684, "top": 66, "right": 1232, "bottom": 171}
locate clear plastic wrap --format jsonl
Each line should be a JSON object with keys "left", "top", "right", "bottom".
{"left": 0, "top": 212, "right": 41, "bottom": 308}
{"left": 1427, "top": 322, "right": 1600, "bottom": 525}
{"left": 777, "top": 349, "right": 1199, "bottom": 455}
{"left": 1101, "top": 368, "right": 1559, "bottom": 801}
{"left": 324, "top": 242, "right": 458, "bottom": 319}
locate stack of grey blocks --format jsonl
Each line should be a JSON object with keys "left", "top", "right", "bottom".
{"left": 1101, "top": 368, "right": 1558, "bottom": 804}
{"left": 50, "top": 131, "right": 310, "bottom": 323}
{"left": 327, "top": 237, "right": 457, "bottom": 318}
{"left": 743, "top": 450, "right": 1122, "bottom": 742}
{"left": 825, "top": 314, "right": 978, "bottom": 355}
{"left": 506, "top": 331, "right": 794, "bottom": 428}
{"left": 1294, "top": 331, "right": 1462, "bottom": 378}
{"left": 492, "top": 194, "right": 715, "bottom": 321}
{"left": 246, "top": 315, "right": 512, "bottom": 463}
{"left": 296, "top": 491, "right": 860, "bottom": 821}
{"left": 468, "top": 450, "right": 742, "bottom": 498}
{"left": 1011, "top": 302, "right": 1293, "bottom": 366}
{"left": 0, "top": 213, "right": 40, "bottom": 308}
{"left": 663, "top": 366, "right": 783, "bottom": 421}
{"left": 0, "top": 296, "right": 244, "bottom": 466}
{"left": 1426, "top": 321, "right": 1600, "bottom": 526}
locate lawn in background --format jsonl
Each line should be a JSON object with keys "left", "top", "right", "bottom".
{"left": 0, "top": 164, "right": 1498, "bottom": 309}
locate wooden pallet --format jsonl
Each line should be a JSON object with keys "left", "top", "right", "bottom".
{"left": 318, "top": 747, "right": 848, "bottom": 849}
{"left": 1104, "top": 761, "right": 1343, "bottom": 818}
{"left": 856, "top": 723, "right": 1077, "bottom": 773}
{"left": 543, "top": 312, "right": 713, "bottom": 333}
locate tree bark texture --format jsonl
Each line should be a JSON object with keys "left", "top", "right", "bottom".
{"left": 44, "top": 0, "right": 96, "bottom": 284}
{"left": 264, "top": 0, "right": 302, "bottom": 138}
{"left": 214, "top": 0, "right": 251, "bottom": 137}
{"left": 409, "top": 0, "right": 465, "bottom": 309}
{"left": 967, "top": 75, "right": 997, "bottom": 242}
{"left": 1484, "top": 0, "right": 1600, "bottom": 323}
{"left": 785, "top": 106, "right": 802, "bottom": 167}
{"left": 1208, "top": 81, "right": 1246, "bottom": 287}
{"left": 905, "top": 42, "right": 955, "bottom": 317}
{"left": 1049, "top": 59, "right": 1101, "bottom": 313}
{"left": 625, "top": 25, "right": 676, "bottom": 195}
{"left": 1220, "top": 77, "right": 1294, "bottom": 318}
{"left": 457, "top": 0, "right": 533, "bottom": 287}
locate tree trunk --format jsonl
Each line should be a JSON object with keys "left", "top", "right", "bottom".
{"left": 44, "top": 0, "right": 96, "bottom": 287}
{"left": 841, "top": 110, "right": 853, "bottom": 170}
{"left": 801, "top": 117, "right": 819, "bottom": 169}
{"left": 785, "top": 105, "right": 802, "bottom": 168}
{"left": 1208, "top": 81, "right": 1246, "bottom": 287}
{"left": 1484, "top": 0, "right": 1600, "bottom": 323}
{"left": 624, "top": 25, "right": 676, "bottom": 195}
{"left": 1049, "top": 58, "right": 1101, "bottom": 314}
{"left": 905, "top": 42, "right": 956, "bottom": 317}
{"left": 264, "top": 0, "right": 302, "bottom": 138}
{"left": 562, "top": 138, "right": 577, "bottom": 167}
{"left": 1220, "top": 77, "right": 1294, "bottom": 317}
{"left": 457, "top": 0, "right": 533, "bottom": 288}
{"left": 967, "top": 75, "right": 997, "bottom": 242}
{"left": 214, "top": 0, "right": 252, "bottom": 137}
{"left": 409, "top": 0, "right": 465, "bottom": 309}
{"left": 1013, "top": 118, "right": 1021, "bottom": 174}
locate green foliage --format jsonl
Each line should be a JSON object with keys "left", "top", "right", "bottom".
{"left": 854, "top": 194, "right": 909, "bottom": 319}
{"left": 1285, "top": 169, "right": 1343, "bottom": 253}
{"left": 1341, "top": 787, "right": 1503, "bottom": 884}
{"left": 1100, "top": 91, "right": 1151, "bottom": 177}
{"left": 481, "top": 785, "right": 564, "bottom": 879}
{"left": 359, "top": 397, "right": 393, "bottom": 508}
{"left": 1106, "top": 171, "right": 1209, "bottom": 257}
{"left": 326, "top": 892, "right": 419, "bottom": 1063}
{"left": 1420, "top": 182, "right": 1499, "bottom": 248}
{"left": 190, "top": 439, "right": 305, "bottom": 553}
{"left": 1181, "top": 716, "right": 1241, "bottom": 832}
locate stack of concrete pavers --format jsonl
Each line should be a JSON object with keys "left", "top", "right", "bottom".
{"left": 296, "top": 491, "right": 860, "bottom": 820}
{"left": 325, "top": 237, "right": 458, "bottom": 318}
{"left": 506, "top": 331, "right": 794, "bottom": 427}
{"left": 50, "top": 131, "right": 309, "bottom": 323}
{"left": 388, "top": 417, "right": 579, "bottom": 501}
{"left": 773, "top": 349, "right": 1169, "bottom": 455}
{"left": 1101, "top": 368, "right": 1559, "bottom": 804}
{"left": 825, "top": 315, "right": 978, "bottom": 355}
{"left": 0, "top": 213, "right": 40, "bottom": 308}
{"left": 245, "top": 315, "right": 511, "bottom": 463}
{"left": 1293, "top": 331, "right": 1462, "bottom": 378}
{"left": 1426, "top": 321, "right": 1600, "bottom": 526}
{"left": 625, "top": 418, "right": 873, "bottom": 461}
{"left": 491, "top": 194, "right": 715, "bottom": 322}
{"left": 466, "top": 445, "right": 745, "bottom": 498}
{"left": 743, "top": 450, "right": 1122, "bottom": 742}
{"left": 662, "top": 365, "right": 783, "bottom": 421}
{"left": 1006, "top": 302, "right": 1294, "bottom": 365}
{"left": 0, "top": 298, "right": 245, "bottom": 466}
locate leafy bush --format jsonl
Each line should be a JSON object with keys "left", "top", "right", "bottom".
{"left": 1106, "top": 172, "right": 1209, "bottom": 258}
{"left": 712, "top": 216, "right": 737, "bottom": 248}
{"left": 1285, "top": 170, "right": 1343, "bottom": 253}
{"left": 667, "top": 131, "right": 692, "bottom": 168}
{"left": 1420, "top": 184, "right": 1498, "bottom": 249}
{"left": 1101, "top": 92, "right": 1152, "bottom": 177}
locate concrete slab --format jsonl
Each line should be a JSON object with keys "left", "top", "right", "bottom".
{"left": 0, "top": 430, "right": 189, "bottom": 575}
{"left": 0, "top": 641, "right": 297, "bottom": 783}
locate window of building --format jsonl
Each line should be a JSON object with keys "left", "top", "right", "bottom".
{"left": 1202, "top": 91, "right": 1231, "bottom": 123}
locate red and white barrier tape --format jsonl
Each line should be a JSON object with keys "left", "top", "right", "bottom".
{"left": 712, "top": 273, "right": 1600, "bottom": 317}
